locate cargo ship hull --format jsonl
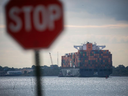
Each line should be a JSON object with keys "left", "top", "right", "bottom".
{"left": 79, "top": 68, "right": 112, "bottom": 77}
{"left": 59, "top": 68, "right": 112, "bottom": 77}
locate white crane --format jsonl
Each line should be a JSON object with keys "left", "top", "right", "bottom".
{"left": 49, "top": 53, "right": 53, "bottom": 65}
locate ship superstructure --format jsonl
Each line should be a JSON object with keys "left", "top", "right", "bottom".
{"left": 74, "top": 42, "right": 106, "bottom": 50}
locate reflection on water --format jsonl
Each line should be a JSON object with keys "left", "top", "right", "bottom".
{"left": 0, "top": 76, "right": 128, "bottom": 96}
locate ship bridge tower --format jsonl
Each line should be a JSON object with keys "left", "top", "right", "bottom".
{"left": 74, "top": 42, "right": 106, "bottom": 50}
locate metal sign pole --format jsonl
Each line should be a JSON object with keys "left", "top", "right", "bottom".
{"left": 35, "top": 50, "right": 42, "bottom": 96}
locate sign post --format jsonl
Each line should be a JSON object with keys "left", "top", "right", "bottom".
{"left": 35, "top": 50, "right": 42, "bottom": 96}
{"left": 5, "top": 0, "right": 64, "bottom": 96}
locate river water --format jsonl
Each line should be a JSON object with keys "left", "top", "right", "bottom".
{"left": 0, "top": 76, "right": 128, "bottom": 96}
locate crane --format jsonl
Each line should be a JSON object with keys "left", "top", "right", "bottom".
{"left": 49, "top": 53, "right": 53, "bottom": 65}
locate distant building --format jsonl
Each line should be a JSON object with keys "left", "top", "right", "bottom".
{"left": 7, "top": 71, "right": 22, "bottom": 76}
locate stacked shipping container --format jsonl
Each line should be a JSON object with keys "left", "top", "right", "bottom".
{"left": 62, "top": 52, "right": 80, "bottom": 68}
{"left": 61, "top": 50, "right": 112, "bottom": 69}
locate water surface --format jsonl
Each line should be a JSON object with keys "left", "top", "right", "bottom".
{"left": 0, "top": 76, "right": 128, "bottom": 96}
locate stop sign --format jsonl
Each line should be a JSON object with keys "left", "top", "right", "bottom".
{"left": 5, "top": 0, "right": 63, "bottom": 49}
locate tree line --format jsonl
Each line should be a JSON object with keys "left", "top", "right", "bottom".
{"left": 0, "top": 65, "right": 128, "bottom": 76}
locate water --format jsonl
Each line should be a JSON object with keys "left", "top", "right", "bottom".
{"left": 0, "top": 76, "right": 128, "bottom": 96}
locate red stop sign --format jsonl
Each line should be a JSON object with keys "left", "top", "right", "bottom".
{"left": 5, "top": 0, "right": 63, "bottom": 49}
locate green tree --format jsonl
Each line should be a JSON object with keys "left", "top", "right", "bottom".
{"left": 0, "top": 66, "right": 3, "bottom": 71}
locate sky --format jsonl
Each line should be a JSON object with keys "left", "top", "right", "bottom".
{"left": 0, "top": 0, "right": 128, "bottom": 68}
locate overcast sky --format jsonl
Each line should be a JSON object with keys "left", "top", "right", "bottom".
{"left": 0, "top": 0, "right": 128, "bottom": 68}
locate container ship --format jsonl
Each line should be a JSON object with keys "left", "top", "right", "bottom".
{"left": 59, "top": 42, "right": 112, "bottom": 77}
